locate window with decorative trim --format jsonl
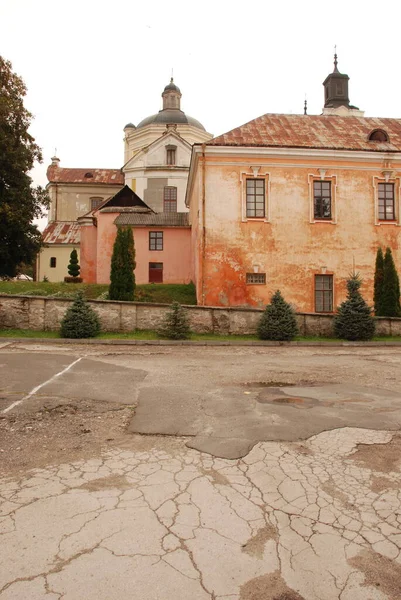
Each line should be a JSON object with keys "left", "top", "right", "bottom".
{"left": 246, "top": 179, "right": 265, "bottom": 218}
{"left": 313, "top": 181, "right": 332, "bottom": 220}
{"left": 378, "top": 183, "right": 395, "bottom": 221}
{"left": 246, "top": 273, "right": 266, "bottom": 284}
{"left": 149, "top": 231, "right": 163, "bottom": 251}
{"left": 315, "top": 275, "right": 333, "bottom": 313}
{"left": 163, "top": 186, "right": 177, "bottom": 212}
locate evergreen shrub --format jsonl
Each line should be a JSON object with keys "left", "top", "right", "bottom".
{"left": 373, "top": 247, "right": 384, "bottom": 315}
{"left": 67, "top": 249, "right": 80, "bottom": 277}
{"left": 257, "top": 290, "right": 299, "bottom": 341}
{"left": 381, "top": 247, "right": 401, "bottom": 317}
{"left": 109, "top": 228, "right": 136, "bottom": 301}
{"left": 60, "top": 291, "right": 100, "bottom": 338}
{"left": 334, "top": 274, "right": 375, "bottom": 341}
{"left": 158, "top": 302, "right": 191, "bottom": 340}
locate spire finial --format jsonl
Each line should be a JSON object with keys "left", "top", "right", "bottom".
{"left": 171, "top": 67, "right": 174, "bottom": 83}
{"left": 333, "top": 45, "right": 339, "bottom": 72}
{"left": 304, "top": 96, "right": 307, "bottom": 116}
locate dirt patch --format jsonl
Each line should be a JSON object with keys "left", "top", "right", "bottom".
{"left": 0, "top": 397, "right": 134, "bottom": 476}
{"left": 348, "top": 435, "right": 401, "bottom": 473}
{"left": 370, "top": 475, "right": 400, "bottom": 493}
{"left": 321, "top": 479, "right": 356, "bottom": 511}
{"left": 200, "top": 468, "right": 230, "bottom": 485}
{"left": 79, "top": 474, "right": 132, "bottom": 492}
{"left": 348, "top": 549, "right": 401, "bottom": 599}
{"left": 240, "top": 571, "right": 305, "bottom": 600}
{"left": 241, "top": 523, "right": 278, "bottom": 559}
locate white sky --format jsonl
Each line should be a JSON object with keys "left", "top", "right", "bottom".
{"left": 2, "top": 0, "right": 401, "bottom": 229}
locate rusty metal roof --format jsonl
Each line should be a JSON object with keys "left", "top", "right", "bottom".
{"left": 47, "top": 166, "right": 124, "bottom": 185}
{"left": 207, "top": 114, "right": 401, "bottom": 152}
{"left": 42, "top": 222, "right": 80, "bottom": 245}
{"left": 115, "top": 213, "right": 189, "bottom": 227}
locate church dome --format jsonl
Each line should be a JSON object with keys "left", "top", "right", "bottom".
{"left": 136, "top": 79, "right": 206, "bottom": 131}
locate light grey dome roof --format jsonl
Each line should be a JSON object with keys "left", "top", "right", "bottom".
{"left": 136, "top": 109, "right": 205, "bottom": 131}
{"left": 164, "top": 80, "right": 181, "bottom": 94}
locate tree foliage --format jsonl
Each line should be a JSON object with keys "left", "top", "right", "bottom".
{"left": 381, "top": 247, "right": 401, "bottom": 317}
{"left": 158, "top": 302, "right": 191, "bottom": 339}
{"left": 0, "top": 56, "right": 49, "bottom": 278}
{"left": 109, "top": 227, "right": 136, "bottom": 301}
{"left": 67, "top": 248, "right": 80, "bottom": 277}
{"left": 60, "top": 291, "right": 100, "bottom": 338}
{"left": 257, "top": 290, "right": 299, "bottom": 341}
{"left": 373, "top": 247, "right": 384, "bottom": 315}
{"left": 334, "top": 274, "right": 375, "bottom": 340}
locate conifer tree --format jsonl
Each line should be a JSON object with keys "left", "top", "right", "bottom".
{"left": 158, "top": 302, "right": 191, "bottom": 340}
{"left": 373, "top": 247, "right": 384, "bottom": 315}
{"left": 67, "top": 248, "right": 80, "bottom": 278}
{"left": 334, "top": 274, "right": 375, "bottom": 340}
{"left": 257, "top": 290, "right": 299, "bottom": 341}
{"left": 109, "top": 227, "right": 136, "bottom": 301}
{"left": 381, "top": 247, "right": 401, "bottom": 317}
{"left": 60, "top": 291, "right": 100, "bottom": 338}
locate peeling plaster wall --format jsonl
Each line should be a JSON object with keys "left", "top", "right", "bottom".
{"left": 80, "top": 224, "right": 98, "bottom": 283}
{"left": 194, "top": 156, "right": 401, "bottom": 311}
{"left": 48, "top": 183, "right": 123, "bottom": 222}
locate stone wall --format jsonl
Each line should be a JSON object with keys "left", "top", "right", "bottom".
{"left": 0, "top": 295, "right": 401, "bottom": 337}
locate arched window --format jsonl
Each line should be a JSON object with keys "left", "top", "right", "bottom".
{"left": 368, "top": 129, "right": 389, "bottom": 142}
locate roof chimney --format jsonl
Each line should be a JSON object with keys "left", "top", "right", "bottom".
{"left": 51, "top": 156, "right": 60, "bottom": 167}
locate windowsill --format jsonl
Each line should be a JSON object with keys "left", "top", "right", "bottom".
{"left": 377, "top": 220, "right": 397, "bottom": 224}
{"left": 311, "top": 219, "right": 336, "bottom": 224}
{"left": 246, "top": 283, "right": 266, "bottom": 286}
{"left": 315, "top": 311, "right": 334, "bottom": 314}
{"left": 242, "top": 217, "right": 269, "bottom": 223}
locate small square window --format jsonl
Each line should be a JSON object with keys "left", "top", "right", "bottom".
{"left": 90, "top": 197, "right": 103, "bottom": 211}
{"left": 313, "top": 181, "right": 332, "bottom": 220}
{"left": 246, "top": 273, "right": 266, "bottom": 284}
{"left": 50, "top": 257, "right": 56, "bottom": 268}
{"left": 315, "top": 275, "right": 333, "bottom": 312}
{"left": 378, "top": 183, "right": 395, "bottom": 220}
{"left": 246, "top": 179, "right": 265, "bottom": 218}
{"left": 149, "top": 231, "right": 163, "bottom": 251}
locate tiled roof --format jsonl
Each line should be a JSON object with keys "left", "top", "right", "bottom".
{"left": 207, "top": 114, "right": 401, "bottom": 152}
{"left": 47, "top": 166, "right": 124, "bottom": 185}
{"left": 42, "top": 222, "right": 80, "bottom": 245}
{"left": 115, "top": 213, "right": 189, "bottom": 227}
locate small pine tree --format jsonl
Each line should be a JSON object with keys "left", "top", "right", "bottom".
{"left": 109, "top": 227, "right": 136, "bottom": 301}
{"left": 158, "top": 302, "right": 191, "bottom": 340}
{"left": 334, "top": 274, "right": 375, "bottom": 341}
{"left": 373, "top": 247, "right": 384, "bottom": 315}
{"left": 381, "top": 247, "right": 401, "bottom": 317}
{"left": 60, "top": 291, "right": 101, "bottom": 338}
{"left": 67, "top": 248, "right": 80, "bottom": 277}
{"left": 257, "top": 290, "right": 299, "bottom": 341}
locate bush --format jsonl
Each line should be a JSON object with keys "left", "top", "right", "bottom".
{"left": 373, "top": 247, "right": 384, "bottom": 315}
{"left": 109, "top": 228, "right": 136, "bottom": 301}
{"left": 67, "top": 248, "right": 80, "bottom": 278}
{"left": 60, "top": 291, "right": 100, "bottom": 338}
{"left": 381, "top": 247, "right": 401, "bottom": 317}
{"left": 257, "top": 290, "right": 299, "bottom": 341}
{"left": 334, "top": 274, "right": 375, "bottom": 341}
{"left": 158, "top": 302, "right": 191, "bottom": 340}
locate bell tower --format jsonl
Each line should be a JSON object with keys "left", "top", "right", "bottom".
{"left": 322, "top": 52, "right": 363, "bottom": 116}
{"left": 162, "top": 78, "right": 182, "bottom": 110}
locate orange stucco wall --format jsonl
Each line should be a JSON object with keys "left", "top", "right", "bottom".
{"left": 190, "top": 154, "right": 401, "bottom": 311}
{"left": 84, "top": 212, "right": 191, "bottom": 285}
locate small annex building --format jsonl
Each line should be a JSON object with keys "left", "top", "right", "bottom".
{"left": 186, "top": 56, "right": 401, "bottom": 312}
{"left": 79, "top": 186, "right": 191, "bottom": 285}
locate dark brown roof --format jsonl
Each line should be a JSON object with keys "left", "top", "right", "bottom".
{"left": 47, "top": 166, "right": 124, "bottom": 185}
{"left": 42, "top": 222, "right": 80, "bottom": 245}
{"left": 115, "top": 213, "right": 189, "bottom": 227}
{"left": 208, "top": 114, "right": 401, "bottom": 152}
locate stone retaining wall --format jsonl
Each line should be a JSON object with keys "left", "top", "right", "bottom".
{"left": 0, "top": 294, "right": 400, "bottom": 337}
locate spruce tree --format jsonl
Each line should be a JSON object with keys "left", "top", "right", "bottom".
{"left": 60, "top": 291, "right": 100, "bottom": 338}
{"left": 381, "top": 247, "right": 401, "bottom": 317}
{"left": 373, "top": 247, "right": 384, "bottom": 315}
{"left": 257, "top": 290, "right": 299, "bottom": 341}
{"left": 67, "top": 248, "right": 80, "bottom": 277}
{"left": 109, "top": 227, "right": 136, "bottom": 301}
{"left": 334, "top": 274, "right": 375, "bottom": 340}
{"left": 158, "top": 302, "right": 191, "bottom": 340}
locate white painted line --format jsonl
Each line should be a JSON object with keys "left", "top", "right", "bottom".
{"left": 2, "top": 357, "right": 83, "bottom": 414}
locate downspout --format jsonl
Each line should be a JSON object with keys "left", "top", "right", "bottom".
{"left": 55, "top": 183, "right": 58, "bottom": 221}
{"left": 201, "top": 144, "right": 206, "bottom": 305}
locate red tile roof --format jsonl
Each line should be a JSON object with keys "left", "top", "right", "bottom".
{"left": 208, "top": 114, "right": 401, "bottom": 152}
{"left": 42, "top": 222, "right": 80, "bottom": 245}
{"left": 47, "top": 166, "right": 124, "bottom": 185}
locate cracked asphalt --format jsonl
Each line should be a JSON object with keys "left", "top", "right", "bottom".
{"left": 0, "top": 341, "right": 401, "bottom": 599}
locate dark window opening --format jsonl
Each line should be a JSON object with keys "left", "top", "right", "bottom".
{"left": 313, "top": 181, "right": 332, "bottom": 220}
{"left": 90, "top": 197, "right": 103, "bottom": 210}
{"left": 246, "top": 179, "right": 265, "bottom": 218}
{"left": 315, "top": 275, "right": 333, "bottom": 312}
{"left": 368, "top": 129, "right": 389, "bottom": 142}
{"left": 166, "top": 147, "right": 176, "bottom": 165}
{"left": 149, "top": 231, "right": 163, "bottom": 251}
{"left": 246, "top": 273, "right": 266, "bottom": 284}
{"left": 50, "top": 257, "right": 57, "bottom": 268}
{"left": 164, "top": 186, "right": 177, "bottom": 213}
{"left": 378, "top": 183, "right": 395, "bottom": 220}
{"left": 84, "top": 172, "right": 93, "bottom": 178}
{"left": 149, "top": 262, "right": 163, "bottom": 283}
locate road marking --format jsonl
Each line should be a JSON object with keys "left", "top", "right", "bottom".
{"left": 2, "top": 357, "right": 83, "bottom": 414}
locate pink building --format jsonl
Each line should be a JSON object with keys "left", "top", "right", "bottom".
{"left": 79, "top": 186, "right": 191, "bottom": 285}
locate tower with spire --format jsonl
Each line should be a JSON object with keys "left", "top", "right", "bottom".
{"left": 322, "top": 51, "right": 364, "bottom": 116}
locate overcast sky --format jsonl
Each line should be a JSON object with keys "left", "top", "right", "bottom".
{"left": 2, "top": 0, "right": 401, "bottom": 228}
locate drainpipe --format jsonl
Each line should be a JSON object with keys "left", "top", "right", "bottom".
{"left": 201, "top": 144, "right": 206, "bottom": 306}
{"left": 55, "top": 183, "right": 58, "bottom": 221}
